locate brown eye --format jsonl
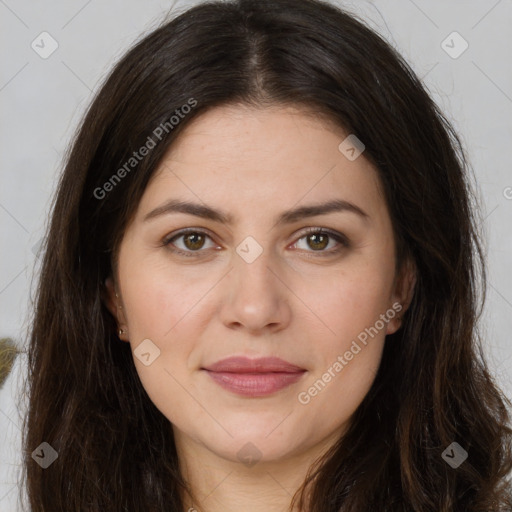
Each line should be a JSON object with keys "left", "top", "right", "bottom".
{"left": 306, "top": 232, "right": 329, "bottom": 251}
{"left": 292, "top": 228, "right": 349, "bottom": 256}
{"left": 182, "top": 232, "right": 206, "bottom": 250}
{"left": 162, "top": 229, "right": 217, "bottom": 257}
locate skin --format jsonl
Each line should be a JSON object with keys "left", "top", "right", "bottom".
{"left": 103, "top": 104, "right": 416, "bottom": 512}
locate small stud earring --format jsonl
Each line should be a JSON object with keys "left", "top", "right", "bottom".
{"left": 118, "top": 328, "right": 126, "bottom": 336}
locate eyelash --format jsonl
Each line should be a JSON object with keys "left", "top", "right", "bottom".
{"left": 161, "top": 227, "right": 349, "bottom": 258}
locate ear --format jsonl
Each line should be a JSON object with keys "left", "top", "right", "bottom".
{"left": 102, "top": 275, "right": 129, "bottom": 341}
{"left": 386, "top": 257, "right": 417, "bottom": 335}
{"left": 102, "top": 276, "right": 118, "bottom": 318}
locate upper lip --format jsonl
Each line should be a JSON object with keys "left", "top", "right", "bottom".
{"left": 202, "top": 356, "right": 305, "bottom": 373}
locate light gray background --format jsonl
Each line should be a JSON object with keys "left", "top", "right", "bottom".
{"left": 1, "top": 0, "right": 511, "bottom": 510}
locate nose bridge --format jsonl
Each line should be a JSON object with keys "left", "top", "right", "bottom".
{"left": 232, "top": 235, "right": 278, "bottom": 293}
{"left": 221, "top": 234, "right": 290, "bottom": 331}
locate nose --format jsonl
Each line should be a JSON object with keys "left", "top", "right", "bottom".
{"left": 219, "top": 244, "right": 292, "bottom": 335}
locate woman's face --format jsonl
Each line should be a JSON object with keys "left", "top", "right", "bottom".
{"left": 105, "top": 104, "right": 413, "bottom": 465}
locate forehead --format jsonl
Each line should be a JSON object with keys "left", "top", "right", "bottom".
{"left": 155, "top": 104, "right": 350, "bottom": 171}
{"left": 138, "top": 104, "right": 386, "bottom": 223}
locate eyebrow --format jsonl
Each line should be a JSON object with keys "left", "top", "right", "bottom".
{"left": 143, "top": 198, "right": 369, "bottom": 226}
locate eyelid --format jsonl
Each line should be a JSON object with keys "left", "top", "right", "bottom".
{"left": 299, "top": 226, "right": 350, "bottom": 246}
{"left": 162, "top": 226, "right": 349, "bottom": 257}
{"left": 161, "top": 227, "right": 219, "bottom": 257}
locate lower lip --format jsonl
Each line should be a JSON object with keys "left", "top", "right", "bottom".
{"left": 204, "top": 370, "right": 306, "bottom": 397}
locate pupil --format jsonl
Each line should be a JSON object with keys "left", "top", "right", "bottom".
{"left": 185, "top": 233, "right": 204, "bottom": 250}
{"left": 309, "top": 234, "right": 327, "bottom": 250}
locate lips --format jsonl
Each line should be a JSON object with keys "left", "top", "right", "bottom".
{"left": 203, "top": 356, "right": 305, "bottom": 373}
{"left": 202, "top": 356, "right": 306, "bottom": 397}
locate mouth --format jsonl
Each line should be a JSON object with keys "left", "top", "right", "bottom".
{"left": 201, "top": 356, "right": 307, "bottom": 397}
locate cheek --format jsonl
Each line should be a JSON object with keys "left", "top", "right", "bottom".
{"left": 121, "top": 270, "right": 205, "bottom": 424}
{"left": 296, "top": 273, "right": 389, "bottom": 426}
{"left": 295, "top": 259, "right": 393, "bottom": 406}
{"left": 297, "top": 339, "right": 384, "bottom": 438}
{"left": 131, "top": 354, "right": 204, "bottom": 434}
{"left": 120, "top": 261, "right": 211, "bottom": 340}
{"left": 304, "top": 261, "right": 395, "bottom": 345}
{"left": 119, "top": 261, "right": 214, "bottom": 404}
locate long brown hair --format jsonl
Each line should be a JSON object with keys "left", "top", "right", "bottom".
{"left": 21, "top": 0, "right": 512, "bottom": 510}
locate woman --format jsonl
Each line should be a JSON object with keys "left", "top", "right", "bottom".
{"left": 21, "top": 0, "right": 512, "bottom": 510}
